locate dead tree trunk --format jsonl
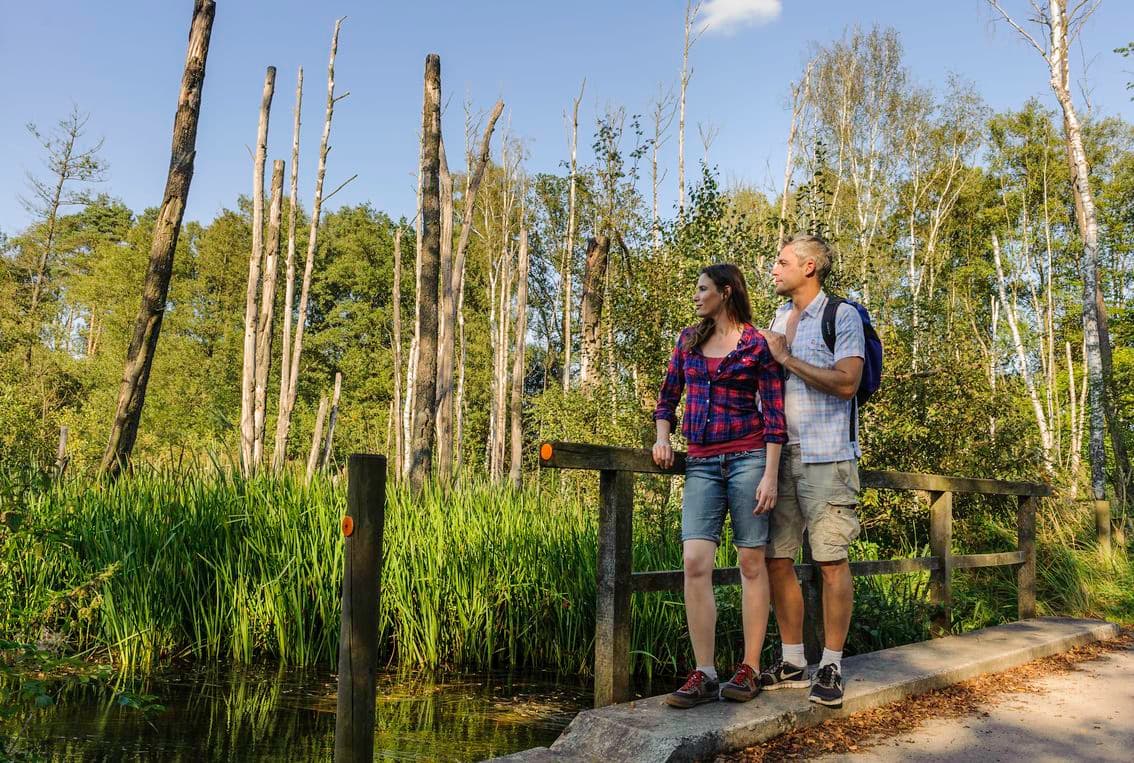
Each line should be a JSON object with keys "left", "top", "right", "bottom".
{"left": 241, "top": 66, "right": 276, "bottom": 475}
{"left": 562, "top": 81, "right": 584, "bottom": 392}
{"left": 253, "top": 160, "right": 285, "bottom": 467}
{"left": 509, "top": 226, "right": 530, "bottom": 487}
{"left": 391, "top": 228, "right": 404, "bottom": 478}
{"left": 100, "top": 0, "right": 215, "bottom": 477}
{"left": 435, "top": 100, "right": 503, "bottom": 482}
{"left": 579, "top": 235, "right": 610, "bottom": 391}
{"left": 434, "top": 138, "right": 455, "bottom": 479}
{"left": 306, "top": 394, "right": 328, "bottom": 483}
{"left": 273, "top": 18, "right": 344, "bottom": 474}
{"left": 408, "top": 53, "right": 442, "bottom": 492}
{"left": 780, "top": 62, "right": 813, "bottom": 241}
{"left": 274, "top": 66, "right": 303, "bottom": 470}
{"left": 677, "top": 1, "right": 703, "bottom": 220}
{"left": 322, "top": 371, "right": 342, "bottom": 469}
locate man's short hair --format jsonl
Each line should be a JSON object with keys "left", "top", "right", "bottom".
{"left": 784, "top": 233, "right": 834, "bottom": 285}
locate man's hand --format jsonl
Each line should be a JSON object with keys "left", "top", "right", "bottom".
{"left": 652, "top": 440, "right": 674, "bottom": 469}
{"left": 761, "top": 330, "right": 790, "bottom": 365}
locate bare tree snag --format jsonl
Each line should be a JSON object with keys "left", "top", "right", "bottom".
{"left": 100, "top": 0, "right": 215, "bottom": 477}
{"left": 780, "top": 61, "right": 813, "bottom": 241}
{"left": 322, "top": 371, "right": 342, "bottom": 469}
{"left": 273, "top": 18, "right": 344, "bottom": 474}
{"left": 241, "top": 66, "right": 276, "bottom": 475}
{"left": 677, "top": 1, "right": 704, "bottom": 220}
{"left": 562, "top": 81, "right": 584, "bottom": 391}
{"left": 579, "top": 235, "right": 610, "bottom": 391}
{"left": 391, "top": 228, "right": 404, "bottom": 478}
{"left": 509, "top": 226, "right": 530, "bottom": 487}
{"left": 306, "top": 394, "right": 328, "bottom": 483}
{"left": 253, "top": 160, "right": 285, "bottom": 467}
{"left": 275, "top": 66, "right": 303, "bottom": 470}
{"left": 434, "top": 137, "right": 455, "bottom": 479}
{"left": 435, "top": 99, "right": 504, "bottom": 481}
{"left": 650, "top": 83, "right": 675, "bottom": 253}
{"left": 408, "top": 53, "right": 442, "bottom": 492}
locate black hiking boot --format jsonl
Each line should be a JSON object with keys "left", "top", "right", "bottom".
{"left": 758, "top": 659, "right": 810, "bottom": 690}
{"left": 809, "top": 663, "right": 844, "bottom": 708}
{"left": 665, "top": 669, "right": 719, "bottom": 708}
{"left": 720, "top": 663, "right": 761, "bottom": 702}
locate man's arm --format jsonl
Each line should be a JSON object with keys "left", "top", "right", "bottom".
{"left": 761, "top": 329, "right": 863, "bottom": 400}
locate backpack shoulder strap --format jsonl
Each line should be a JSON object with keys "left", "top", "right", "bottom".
{"left": 821, "top": 295, "right": 843, "bottom": 354}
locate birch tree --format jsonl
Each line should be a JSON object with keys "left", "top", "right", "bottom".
{"left": 275, "top": 67, "right": 303, "bottom": 471}
{"left": 509, "top": 224, "right": 530, "bottom": 487}
{"left": 253, "top": 160, "right": 284, "bottom": 467}
{"left": 677, "top": 0, "right": 704, "bottom": 219}
{"left": 561, "top": 80, "right": 584, "bottom": 392}
{"left": 101, "top": 0, "right": 215, "bottom": 477}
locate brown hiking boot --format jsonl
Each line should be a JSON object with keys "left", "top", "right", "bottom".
{"left": 720, "top": 663, "right": 761, "bottom": 702}
{"left": 665, "top": 669, "right": 719, "bottom": 708}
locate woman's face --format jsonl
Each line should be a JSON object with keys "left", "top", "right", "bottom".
{"left": 693, "top": 274, "right": 728, "bottom": 319}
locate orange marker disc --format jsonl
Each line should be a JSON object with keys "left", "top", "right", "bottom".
{"left": 539, "top": 443, "right": 553, "bottom": 461}
{"left": 341, "top": 516, "right": 355, "bottom": 537}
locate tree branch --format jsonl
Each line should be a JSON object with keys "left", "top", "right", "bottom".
{"left": 988, "top": 0, "right": 1049, "bottom": 60}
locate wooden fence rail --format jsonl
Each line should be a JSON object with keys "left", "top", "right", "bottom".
{"left": 537, "top": 441, "right": 1050, "bottom": 708}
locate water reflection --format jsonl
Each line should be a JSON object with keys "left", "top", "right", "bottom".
{"left": 2, "top": 665, "right": 590, "bottom": 761}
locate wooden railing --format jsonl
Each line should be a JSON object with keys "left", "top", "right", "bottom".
{"left": 537, "top": 441, "right": 1051, "bottom": 708}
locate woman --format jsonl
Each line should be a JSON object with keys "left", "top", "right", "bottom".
{"left": 652, "top": 263, "right": 785, "bottom": 707}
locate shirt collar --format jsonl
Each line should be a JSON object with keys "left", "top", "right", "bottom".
{"left": 780, "top": 290, "right": 828, "bottom": 319}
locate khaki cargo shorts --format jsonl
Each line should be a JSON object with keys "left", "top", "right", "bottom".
{"left": 768, "top": 445, "right": 861, "bottom": 562}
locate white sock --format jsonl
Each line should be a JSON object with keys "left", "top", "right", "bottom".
{"left": 819, "top": 648, "right": 842, "bottom": 672}
{"left": 695, "top": 665, "right": 718, "bottom": 681}
{"left": 782, "top": 643, "right": 806, "bottom": 667}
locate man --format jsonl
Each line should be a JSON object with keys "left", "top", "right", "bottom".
{"left": 758, "top": 233, "right": 864, "bottom": 709}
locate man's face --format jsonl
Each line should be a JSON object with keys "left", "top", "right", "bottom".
{"left": 771, "top": 244, "right": 811, "bottom": 296}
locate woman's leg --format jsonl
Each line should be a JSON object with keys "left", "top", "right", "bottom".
{"left": 737, "top": 545, "right": 770, "bottom": 668}
{"left": 683, "top": 538, "right": 719, "bottom": 667}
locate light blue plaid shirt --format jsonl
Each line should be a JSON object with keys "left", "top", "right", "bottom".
{"left": 770, "top": 291, "right": 864, "bottom": 464}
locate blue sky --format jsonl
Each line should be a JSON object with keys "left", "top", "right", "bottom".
{"left": 2, "top": 0, "right": 1132, "bottom": 235}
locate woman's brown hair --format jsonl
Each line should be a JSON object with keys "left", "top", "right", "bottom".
{"left": 681, "top": 263, "right": 753, "bottom": 351}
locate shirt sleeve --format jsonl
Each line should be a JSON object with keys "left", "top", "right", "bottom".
{"left": 834, "top": 303, "right": 865, "bottom": 362}
{"left": 757, "top": 340, "right": 787, "bottom": 444}
{"left": 653, "top": 332, "right": 686, "bottom": 425}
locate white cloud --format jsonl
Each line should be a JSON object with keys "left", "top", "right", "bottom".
{"left": 697, "top": 0, "right": 782, "bottom": 36}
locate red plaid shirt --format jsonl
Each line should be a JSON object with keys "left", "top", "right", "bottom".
{"left": 653, "top": 324, "right": 786, "bottom": 446}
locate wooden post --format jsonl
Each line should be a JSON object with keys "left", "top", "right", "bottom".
{"left": 1017, "top": 495, "right": 1037, "bottom": 620}
{"left": 335, "top": 454, "right": 386, "bottom": 763}
{"left": 927, "top": 490, "right": 953, "bottom": 636}
{"left": 800, "top": 533, "right": 824, "bottom": 665}
{"left": 1094, "top": 500, "right": 1112, "bottom": 553}
{"left": 594, "top": 469, "right": 633, "bottom": 707}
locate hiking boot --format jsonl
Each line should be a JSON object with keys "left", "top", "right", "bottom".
{"left": 758, "top": 659, "right": 810, "bottom": 690}
{"left": 809, "top": 663, "right": 844, "bottom": 708}
{"left": 720, "top": 663, "right": 761, "bottom": 702}
{"left": 665, "top": 669, "right": 719, "bottom": 708}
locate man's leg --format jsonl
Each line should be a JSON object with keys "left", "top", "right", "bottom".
{"left": 683, "top": 539, "right": 719, "bottom": 668}
{"left": 737, "top": 546, "right": 770, "bottom": 668}
{"left": 767, "top": 556, "right": 803, "bottom": 644}
{"left": 818, "top": 559, "right": 853, "bottom": 651}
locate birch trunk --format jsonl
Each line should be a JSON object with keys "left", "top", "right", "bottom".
{"left": 241, "top": 66, "right": 275, "bottom": 475}
{"left": 253, "top": 160, "right": 285, "bottom": 467}
{"left": 562, "top": 83, "right": 583, "bottom": 391}
{"left": 677, "top": 2, "right": 702, "bottom": 219}
{"left": 101, "top": 0, "right": 215, "bottom": 477}
{"left": 321, "top": 371, "right": 342, "bottom": 469}
{"left": 434, "top": 138, "right": 455, "bottom": 479}
{"left": 272, "top": 18, "right": 343, "bottom": 474}
{"left": 509, "top": 227, "right": 530, "bottom": 487}
{"left": 579, "top": 235, "right": 610, "bottom": 391}
{"left": 306, "top": 394, "right": 328, "bottom": 483}
{"left": 780, "top": 63, "right": 812, "bottom": 241}
{"left": 274, "top": 66, "right": 303, "bottom": 470}
{"left": 391, "top": 228, "right": 404, "bottom": 477}
{"left": 408, "top": 53, "right": 443, "bottom": 492}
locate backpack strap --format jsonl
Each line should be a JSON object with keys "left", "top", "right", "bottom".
{"left": 821, "top": 295, "right": 843, "bottom": 354}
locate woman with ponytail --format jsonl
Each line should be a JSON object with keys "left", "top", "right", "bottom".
{"left": 652, "top": 263, "right": 786, "bottom": 708}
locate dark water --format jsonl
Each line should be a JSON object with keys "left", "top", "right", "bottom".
{"left": 1, "top": 665, "right": 591, "bottom": 761}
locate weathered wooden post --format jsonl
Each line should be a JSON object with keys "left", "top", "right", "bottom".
{"left": 926, "top": 490, "right": 953, "bottom": 636}
{"left": 594, "top": 468, "right": 633, "bottom": 708}
{"left": 800, "top": 534, "right": 824, "bottom": 666}
{"left": 335, "top": 454, "right": 387, "bottom": 762}
{"left": 1017, "top": 495, "right": 1037, "bottom": 620}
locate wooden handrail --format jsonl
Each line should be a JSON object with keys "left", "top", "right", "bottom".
{"left": 537, "top": 440, "right": 1045, "bottom": 708}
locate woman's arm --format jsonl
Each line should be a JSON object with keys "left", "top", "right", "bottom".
{"left": 652, "top": 334, "right": 686, "bottom": 468}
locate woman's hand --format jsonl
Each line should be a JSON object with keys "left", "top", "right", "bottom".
{"left": 754, "top": 472, "right": 778, "bottom": 514}
{"left": 652, "top": 439, "right": 674, "bottom": 469}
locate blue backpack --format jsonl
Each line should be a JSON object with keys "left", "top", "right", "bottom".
{"left": 821, "top": 296, "right": 883, "bottom": 409}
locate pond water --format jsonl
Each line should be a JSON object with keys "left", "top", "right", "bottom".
{"left": 2, "top": 665, "right": 594, "bottom": 761}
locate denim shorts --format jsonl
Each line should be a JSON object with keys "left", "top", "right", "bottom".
{"left": 681, "top": 449, "right": 769, "bottom": 548}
